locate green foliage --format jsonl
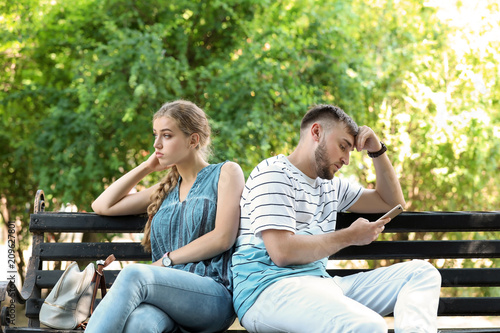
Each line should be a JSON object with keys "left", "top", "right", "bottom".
{"left": 3, "top": 0, "right": 497, "bottom": 212}
{"left": 1, "top": 0, "right": 260, "bottom": 211}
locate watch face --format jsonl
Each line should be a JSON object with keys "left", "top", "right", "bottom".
{"left": 162, "top": 256, "right": 172, "bottom": 267}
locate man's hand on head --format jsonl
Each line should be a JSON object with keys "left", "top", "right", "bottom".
{"left": 355, "top": 126, "right": 382, "bottom": 153}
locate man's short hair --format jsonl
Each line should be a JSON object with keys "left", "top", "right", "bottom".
{"left": 300, "top": 104, "right": 359, "bottom": 137}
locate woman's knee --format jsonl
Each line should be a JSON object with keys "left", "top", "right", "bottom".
{"left": 123, "top": 304, "right": 175, "bottom": 333}
{"left": 114, "top": 263, "right": 155, "bottom": 288}
{"left": 121, "top": 262, "right": 150, "bottom": 278}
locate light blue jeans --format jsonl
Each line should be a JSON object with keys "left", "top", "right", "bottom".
{"left": 241, "top": 260, "right": 441, "bottom": 333}
{"left": 85, "top": 264, "right": 235, "bottom": 333}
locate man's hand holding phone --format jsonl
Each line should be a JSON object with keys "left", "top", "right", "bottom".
{"left": 346, "top": 204, "right": 404, "bottom": 246}
{"left": 376, "top": 204, "right": 404, "bottom": 223}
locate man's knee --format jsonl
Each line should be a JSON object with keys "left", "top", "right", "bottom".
{"left": 408, "top": 260, "right": 442, "bottom": 286}
{"left": 348, "top": 314, "right": 387, "bottom": 333}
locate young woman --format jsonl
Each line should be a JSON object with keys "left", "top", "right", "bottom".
{"left": 85, "top": 100, "right": 245, "bottom": 333}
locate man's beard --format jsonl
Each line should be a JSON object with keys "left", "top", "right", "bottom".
{"left": 314, "top": 140, "right": 334, "bottom": 180}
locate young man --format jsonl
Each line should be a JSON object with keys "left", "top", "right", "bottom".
{"left": 232, "top": 105, "right": 441, "bottom": 332}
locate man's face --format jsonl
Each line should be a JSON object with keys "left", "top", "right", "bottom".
{"left": 314, "top": 123, "right": 354, "bottom": 180}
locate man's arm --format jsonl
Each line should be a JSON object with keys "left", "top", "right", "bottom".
{"left": 261, "top": 217, "right": 389, "bottom": 267}
{"left": 349, "top": 126, "right": 406, "bottom": 213}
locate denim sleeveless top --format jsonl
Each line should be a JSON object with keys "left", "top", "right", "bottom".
{"left": 150, "top": 162, "right": 233, "bottom": 291}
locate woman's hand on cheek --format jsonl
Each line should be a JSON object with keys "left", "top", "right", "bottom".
{"left": 144, "top": 152, "right": 172, "bottom": 173}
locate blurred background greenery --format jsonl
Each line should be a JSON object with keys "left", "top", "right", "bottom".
{"left": 1, "top": 0, "right": 499, "bottom": 297}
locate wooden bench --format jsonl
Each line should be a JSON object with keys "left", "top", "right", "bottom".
{"left": 1, "top": 190, "right": 500, "bottom": 333}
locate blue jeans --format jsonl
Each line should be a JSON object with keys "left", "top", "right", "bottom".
{"left": 85, "top": 264, "right": 235, "bottom": 333}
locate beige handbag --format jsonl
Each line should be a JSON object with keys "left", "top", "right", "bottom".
{"left": 40, "top": 255, "right": 115, "bottom": 329}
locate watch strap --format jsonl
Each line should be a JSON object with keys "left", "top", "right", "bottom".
{"left": 162, "top": 252, "right": 172, "bottom": 267}
{"left": 368, "top": 141, "right": 387, "bottom": 158}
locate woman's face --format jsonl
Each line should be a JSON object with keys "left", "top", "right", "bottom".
{"left": 152, "top": 116, "right": 192, "bottom": 166}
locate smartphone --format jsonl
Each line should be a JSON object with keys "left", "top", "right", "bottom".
{"left": 377, "top": 204, "right": 404, "bottom": 222}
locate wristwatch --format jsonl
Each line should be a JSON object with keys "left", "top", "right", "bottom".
{"left": 368, "top": 141, "right": 387, "bottom": 158}
{"left": 162, "top": 252, "right": 172, "bottom": 267}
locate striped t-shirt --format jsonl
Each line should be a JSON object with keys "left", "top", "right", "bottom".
{"left": 231, "top": 154, "right": 363, "bottom": 320}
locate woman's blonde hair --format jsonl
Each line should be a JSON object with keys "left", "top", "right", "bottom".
{"left": 142, "top": 100, "right": 211, "bottom": 252}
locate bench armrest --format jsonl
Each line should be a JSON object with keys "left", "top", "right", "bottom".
{"left": 1, "top": 280, "right": 27, "bottom": 328}
{"left": 0, "top": 256, "right": 40, "bottom": 329}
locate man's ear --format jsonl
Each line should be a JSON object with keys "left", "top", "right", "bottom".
{"left": 310, "top": 123, "right": 322, "bottom": 142}
{"left": 190, "top": 133, "right": 200, "bottom": 149}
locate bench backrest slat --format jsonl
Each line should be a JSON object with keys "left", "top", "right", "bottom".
{"left": 36, "top": 242, "right": 150, "bottom": 261}
{"left": 35, "top": 270, "right": 120, "bottom": 288}
{"left": 332, "top": 240, "right": 500, "bottom": 260}
{"left": 336, "top": 211, "right": 500, "bottom": 232}
{"left": 35, "top": 268, "right": 500, "bottom": 289}
{"left": 30, "top": 212, "right": 147, "bottom": 233}
{"left": 330, "top": 268, "right": 500, "bottom": 287}
{"left": 30, "top": 211, "right": 500, "bottom": 233}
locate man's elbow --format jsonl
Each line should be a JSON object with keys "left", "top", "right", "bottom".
{"left": 399, "top": 197, "right": 407, "bottom": 209}
{"left": 269, "top": 251, "right": 293, "bottom": 268}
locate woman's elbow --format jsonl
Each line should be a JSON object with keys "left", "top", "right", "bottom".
{"left": 91, "top": 201, "right": 100, "bottom": 214}
{"left": 219, "top": 235, "right": 236, "bottom": 252}
{"left": 213, "top": 230, "right": 237, "bottom": 252}
{"left": 91, "top": 201, "right": 108, "bottom": 215}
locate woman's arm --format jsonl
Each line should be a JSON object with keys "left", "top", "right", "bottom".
{"left": 152, "top": 162, "right": 245, "bottom": 266}
{"left": 92, "top": 153, "right": 167, "bottom": 216}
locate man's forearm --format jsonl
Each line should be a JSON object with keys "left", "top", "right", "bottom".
{"left": 372, "top": 152, "right": 406, "bottom": 207}
{"left": 261, "top": 218, "right": 386, "bottom": 267}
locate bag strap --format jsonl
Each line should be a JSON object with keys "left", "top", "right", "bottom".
{"left": 90, "top": 254, "right": 115, "bottom": 315}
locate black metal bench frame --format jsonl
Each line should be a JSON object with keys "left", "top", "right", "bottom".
{"left": 1, "top": 191, "right": 500, "bottom": 333}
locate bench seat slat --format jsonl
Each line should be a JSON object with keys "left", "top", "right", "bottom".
{"left": 5, "top": 329, "right": 500, "bottom": 333}
{"left": 8, "top": 317, "right": 500, "bottom": 333}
